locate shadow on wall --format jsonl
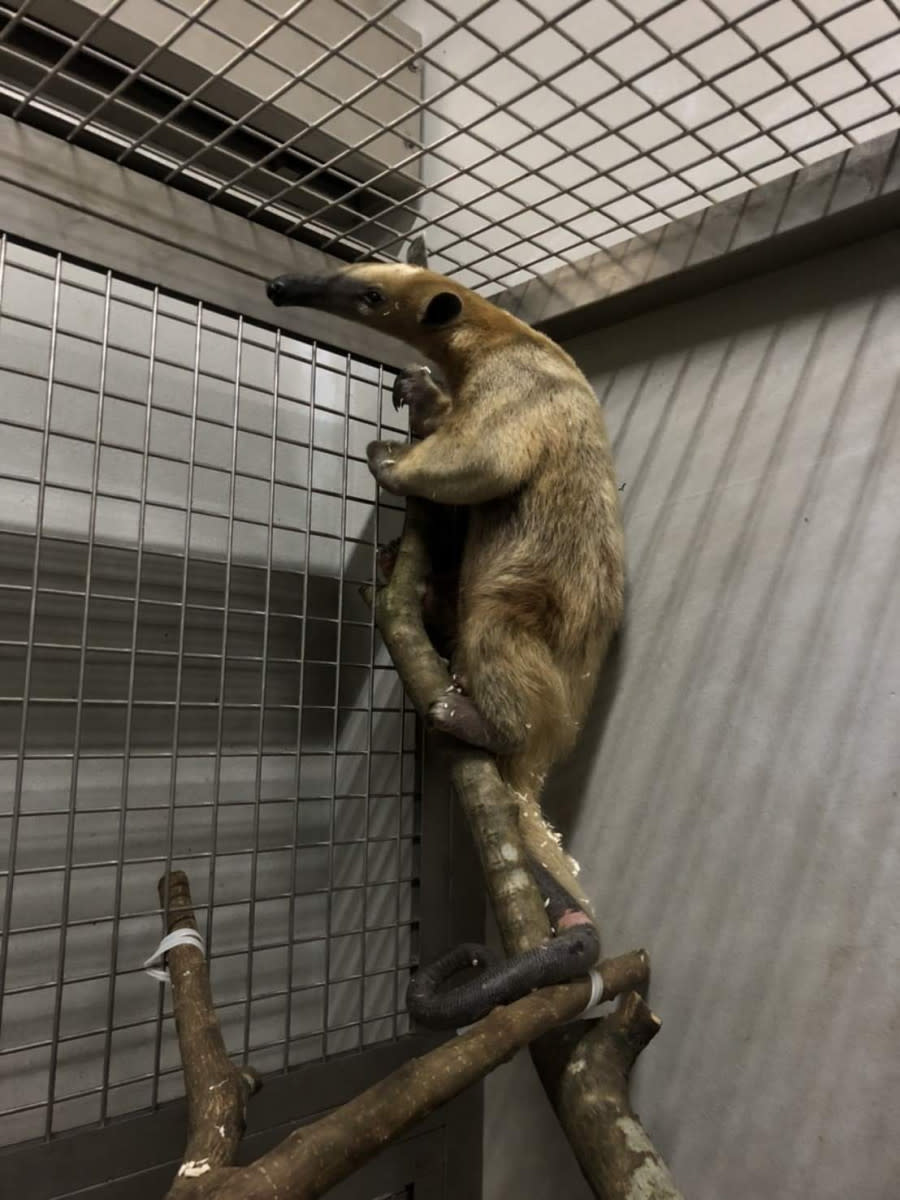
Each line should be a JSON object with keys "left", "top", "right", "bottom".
{"left": 0, "top": 504, "right": 421, "bottom": 1145}
{"left": 0, "top": 502, "right": 413, "bottom": 928}
{"left": 0, "top": 522, "right": 395, "bottom": 759}
{"left": 489, "top": 231, "right": 900, "bottom": 1200}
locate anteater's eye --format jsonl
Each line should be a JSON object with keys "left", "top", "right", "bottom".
{"left": 362, "top": 288, "right": 384, "bottom": 306}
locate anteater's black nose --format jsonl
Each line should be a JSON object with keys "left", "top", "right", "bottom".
{"left": 266, "top": 277, "right": 287, "bottom": 306}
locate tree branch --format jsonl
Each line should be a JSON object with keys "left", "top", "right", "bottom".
{"left": 159, "top": 872, "right": 259, "bottom": 1199}
{"left": 365, "top": 499, "right": 683, "bottom": 1200}
{"left": 157, "top": 873, "right": 641, "bottom": 1200}
{"left": 362, "top": 501, "right": 550, "bottom": 956}
{"left": 532, "top": 994, "right": 679, "bottom": 1200}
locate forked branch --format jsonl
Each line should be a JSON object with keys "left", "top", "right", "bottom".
{"left": 158, "top": 872, "right": 644, "bottom": 1200}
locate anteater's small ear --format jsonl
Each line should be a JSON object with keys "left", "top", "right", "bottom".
{"left": 420, "top": 291, "right": 463, "bottom": 327}
{"left": 406, "top": 235, "right": 429, "bottom": 268}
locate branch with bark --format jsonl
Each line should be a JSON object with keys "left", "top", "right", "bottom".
{"left": 365, "top": 500, "right": 683, "bottom": 1200}
{"left": 156, "top": 872, "right": 645, "bottom": 1199}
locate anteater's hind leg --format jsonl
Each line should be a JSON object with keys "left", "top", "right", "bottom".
{"left": 427, "top": 618, "right": 573, "bottom": 768}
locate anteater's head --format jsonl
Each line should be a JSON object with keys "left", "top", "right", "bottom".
{"left": 266, "top": 262, "right": 470, "bottom": 350}
{"left": 266, "top": 242, "right": 528, "bottom": 377}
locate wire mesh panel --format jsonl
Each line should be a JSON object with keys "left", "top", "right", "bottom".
{"left": 1, "top": 0, "right": 899, "bottom": 293}
{"left": 0, "top": 233, "right": 419, "bottom": 1148}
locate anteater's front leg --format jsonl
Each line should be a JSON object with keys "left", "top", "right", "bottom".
{"left": 367, "top": 413, "right": 547, "bottom": 753}
{"left": 367, "top": 415, "right": 537, "bottom": 505}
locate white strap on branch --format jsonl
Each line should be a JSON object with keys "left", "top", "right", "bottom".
{"left": 144, "top": 928, "right": 206, "bottom": 983}
{"left": 455, "top": 967, "right": 606, "bottom": 1036}
{"left": 576, "top": 967, "right": 605, "bottom": 1022}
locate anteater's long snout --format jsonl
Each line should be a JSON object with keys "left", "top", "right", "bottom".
{"left": 266, "top": 273, "right": 332, "bottom": 308}
{"left": 265, "top": 276, "right": 290, "bottom": 306}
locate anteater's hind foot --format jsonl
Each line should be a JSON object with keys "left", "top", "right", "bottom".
{"left": 427, "top": 686, "right": 521, "bottom": 755}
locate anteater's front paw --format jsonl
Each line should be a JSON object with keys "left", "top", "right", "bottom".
{"left": 366, "top": 441, "right": 405, "bottom": 492}
{"left": 377, "top": 536, "right": 402, "bottom": 582}
{"left": 392, "top": 365, "right": 435, "bottom": 412}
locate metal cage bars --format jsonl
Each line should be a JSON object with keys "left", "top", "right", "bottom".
{"left": 0, "top": 234, "right": 418, "bottom": 1143}
{"left": 0, "top": 0, "right": 898, "bottom": 292}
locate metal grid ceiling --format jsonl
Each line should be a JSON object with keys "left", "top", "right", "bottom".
{"left": 0, "top": 234, "right": 418, "bottom": 1146}
{"left": 1, "top": 0, "right": 899, "bottom": 294}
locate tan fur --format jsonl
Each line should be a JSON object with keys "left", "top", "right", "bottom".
{"left": 269, "top": 262, "right": 625, "bottom": 912}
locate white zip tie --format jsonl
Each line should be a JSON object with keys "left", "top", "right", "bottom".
{"left": 144, "top": 928, "right": 206, "bottom": 983}
{"left": 454, "top": 968, "right": 607, "bottom": 1036}
{"left": 575, "top": 968, "right": 605, "bottom": 1022}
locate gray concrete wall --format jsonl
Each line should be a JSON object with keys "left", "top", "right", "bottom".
{"left": 484, "top": 233, "right": 900, "bottom": 1200}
